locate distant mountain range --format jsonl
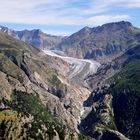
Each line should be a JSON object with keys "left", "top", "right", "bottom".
{"left": 0, "top": 26, "right": 62, "bottom": 49}
{"left": 0, "top": 21, "right": 140, "bottom": 140}
{"left": 1, "top": 21, "right": 140, "bottom": 63}
{"left": 59, "top": 21, "right": 140, "bottom": 63}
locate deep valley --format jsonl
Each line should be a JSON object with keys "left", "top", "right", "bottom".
{"left": 0, "top": 21, "right": 140, "bottom": 140}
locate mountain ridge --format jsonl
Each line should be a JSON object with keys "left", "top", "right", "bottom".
{"left": 0, "top": 21, "right": 140, "bottom": 140}
{"left": 58, "top": 21, "right": 140, "bottom": 63}
{"left": 0, "top": 25, "right": 62, "bottom": 49}
{"left": 0, "top": 30, "right": 96, "bottom": 140}
{"left": 78, "top": 44, "right": 140, "bottom": 140}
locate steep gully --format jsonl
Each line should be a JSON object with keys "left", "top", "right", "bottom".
{"left": 42, "top": 49, "right": 101, "bottom": 130}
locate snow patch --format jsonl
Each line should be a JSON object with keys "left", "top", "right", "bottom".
{"left": 52, "top": 49, "right": 67, "bottom": 56}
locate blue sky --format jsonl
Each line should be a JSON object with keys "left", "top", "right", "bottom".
{"left": 0, "top": 0, "right": 140, "bottom": 35}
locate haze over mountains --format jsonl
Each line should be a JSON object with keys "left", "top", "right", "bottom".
{"left": 0, "top": 21, "right": 140, "bottom": 140}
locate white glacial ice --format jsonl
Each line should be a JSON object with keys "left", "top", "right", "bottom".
{"left": 42, "top": 49, "right": 100, "bottom": 79}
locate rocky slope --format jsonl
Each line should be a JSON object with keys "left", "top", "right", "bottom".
{"left": 1, "top": 21, "right": 140, "bottom": 64}
{"left": 0, "top": 21, "right": 140, "bottom": 140}
{"left": 79, "top": 44, "right": 140, "bottom": 140}
{"left": 58, "top": 21, "right": 140, "bottom": 63}
{"left": 0, "top": 26, "right": 62, "bottom": 49}
{"left": 0, "top": 31, "right": 93, "bottom": 140}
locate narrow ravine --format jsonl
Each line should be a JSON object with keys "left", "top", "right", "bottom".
{"left": 42, "top": 49, "right": 101, "bottom": 131}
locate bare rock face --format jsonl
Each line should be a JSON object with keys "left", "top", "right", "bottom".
{"left": 0, "top": 31, "right": 92, "bottom": 140}
{"left": 59, "top": 21, "right": 140, "bottom": 63}
{"left": 1, "top": 21, "right": 140, "bottom": 64}
{"left": 79, "top": 86, "right": 130, "bottom": 140}
{"left": 0, "top": 71, "right": 12, "bottom": 100}
{"left": 78, "top": 43, "right": 140, "bottom": 140}
{"left": 0, "top": 26, "right": 62, "bottom": 49}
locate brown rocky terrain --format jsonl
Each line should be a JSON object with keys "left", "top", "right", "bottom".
{"left": 58, "top": 21, "right": 140, "bottom": 63}
{"left": 0, "top": 26, "right": 62, "bottom": 49}
{"left": 0, "top": 31, "right": 93, "bottom": 140}
{"left": 0, "top": 21, "right": 140, "bottom": 140}
{"left": 2, "top": 21, "right": 140, "bottom": 65}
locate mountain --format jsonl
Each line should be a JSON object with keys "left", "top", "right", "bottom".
{"left": 79, "top": 44, "right": 140, "bottom": 140}
{"left": 0, "top": 21, "right": 140, "bottom": 140}
{"left": 0, "top": 26, "right": 62, "bottom": 49}
{"left": 1, "top": 21, "right": 140, "bottom": 64}
{"left": 58, "top": 21, "right": 140, "bottom": 63}
{"left": 0, "top": 31, "right": 93, "bottom": 140}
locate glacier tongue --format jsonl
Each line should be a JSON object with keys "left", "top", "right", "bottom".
{"left": 42, "top": 49, "right": 101, "bottom": 129}
{"left": 42, "top": 49, "right": 100, "bottom": 80}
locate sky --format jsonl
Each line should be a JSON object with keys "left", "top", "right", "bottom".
{"left": 0, "top": 0, "right": 140, "bottom": 35}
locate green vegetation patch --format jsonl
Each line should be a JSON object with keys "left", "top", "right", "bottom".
{"left": 48, "top": 74, "right": 67, "bottom": 98}
{"left": 0, "top": 53, "right": 26, "bottom": 82}
{"left": 5, "top": 90, "right": 76, "bottom": 140}
{"left": 108, "top": 59, "right": 140, "bottom": 138}
{"left": 9, "top": 90, "right": 54, "bottom": 123}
